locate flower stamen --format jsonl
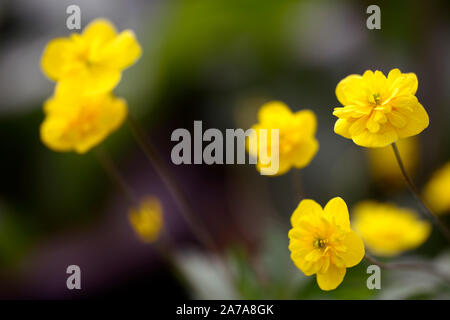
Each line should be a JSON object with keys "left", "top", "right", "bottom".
{"left": 372, "top": 93, "right": 381, "bottom": 105}
{"left": 313, "top": 238, "right": 327, "bottom": 249}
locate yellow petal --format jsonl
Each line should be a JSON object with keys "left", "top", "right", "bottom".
{"left": 41, "top": 38, "right": 78, "bottom": 80}
{"left": 294, "top": 109, "right": 317, "bottom": 137}
{"left": 257, "top": 101, "right": 292, "bottom": 124}
{"left": 373, "top": 110, "right": 387, "bottom": 123}
{"left": 323, "top": 197, "right": 350, "bottom": 231}
{"left": 292, "top": 138, "right": 319, "bottom": 169}
{"left": 390, "top": 96, "right": 418, "bottom": 111}
{"left": 388, "top": 110, "right": 407, "bottom": 128}
{"left": 56, "top": 66, "right": 122, "bottom": 95}
{"left": 387, "top": 68, "right": 401, "bottom": 83}
{"left": 387, "top": 69, "right": 418, "bottom": 95}
{"left": 362, "top": 70, "right": 374, "bottom": 82}
{"left": 82, "top": 19, "right": 117, "bottom": 45}
{"left": 316, "top": 265, "right": 346, "bottom": 291}
{"left": 395, "top": 73, "right": 418, "bottom": 96}
{"left": 334, "top": 118, "right": 353, "bottom": 139}
{"left": 373, "top": 70, "right": 388, "bottom": 94}
{"left": 333, "top": 105, "right": 372, "bottom": 118}
{"left": 423, "top": 162, "right": 450, "bottom": 214}
{"left": 74, "top": 96, "right": 127, "bottom": 153}
{"left": 293, "top": 256, "right": 321, "bottom": 276}
{"left": 352, "top": 126, "right": 398, "bottom": 148}
{"left": 291, "top": 199, "right": 323, "bottom": 228}
{"left": 340, "top": 230, "right": 365, "bottom": 267}
{"left": 99, "top": 30, "right": 142, "bottom": 70}
{"left": 395, "top": 103, "right": 429, "bottom": 138}
{"left": 43, "top": 94, "right": 63, "bottom": 115}
{"left": 256, "top": 155, "right": 291, "bottom": 176}
{"left": 366, "top": 112, "right": 380, "bottom": 133}
{"left": 335, "top": 75, "right": 367, "bottom": 106}
{"left": 385, "top": 69, "right": 418, "bottom": 100}
{"left": 305, "top": 249, "right": 323, "bottom": 262}
{"left": 40, "top": 117, "right": 74, "bottom": 152}
{"left": 349, "top": 117, "right": 367, "bottom": 136}
{"left": 332, "top": 107, "right": 348, "bottom": 118}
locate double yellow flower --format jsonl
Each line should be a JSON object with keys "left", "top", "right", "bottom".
{"left": 333, "top": 69, "right": 429, "bottom": 148}
{"left": 248, "top": 101, "right": 319, "bottom": 175}
{"left": 288, "top": 197, "right": 365, "bottom": 291}
{"left": 40, "top": 19, "right": 142, "bottom": 153}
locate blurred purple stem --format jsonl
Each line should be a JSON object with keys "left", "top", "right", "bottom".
{"left": 391, "top": 142, "right": 450, "bottom": 243}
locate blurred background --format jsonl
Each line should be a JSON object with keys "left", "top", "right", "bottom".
{"left": 0, "top": 0, "right": 449, "bottom": 299}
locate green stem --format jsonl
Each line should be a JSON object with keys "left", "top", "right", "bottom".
{"left": 391, "top": 142, "right": 450, "bottom": 243}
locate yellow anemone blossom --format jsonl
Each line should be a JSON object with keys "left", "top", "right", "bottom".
{"left": 368, "top": 137, "right": 419, "bottom": 187}
{"left": 40, "top": 89, "right": 127, "bottom": 154}
{"left": 247, "top": 101, "right": 319, "bottom": 175}
{"left": 352, "top": 201, "right": 431, "bottom": 257}
{"left": 41, "top": 18, "right": 141, "bottom": 95}
{"left": 424, "top": 162, "right": 450, "bottom": 215}
{"left": 288, "top": 197, "right": 365, "bottom": 291}
{"left": 333, "top": 69, "right": 429, "bottom": 148}
{"left": 129, "top": 197, "right": 163, "bottom": 243}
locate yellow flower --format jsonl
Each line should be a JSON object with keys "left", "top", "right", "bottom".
{"left": 352, "top": 201, "right": 431, "bottom": 257}
{"left": 424, "top": 162, "right": 450, "bottom": 215}
{"left": 333, "top": 69, "right": 429, "bottom": 148}
{"left": 129, "top": 197, "right": 163, "bottom": 243}
{"left": 40, "top": 89, "right": 127, "bottom": 154}
{"left": 288, "top": 197, "right": 365, "bottom": 291}
{"left": 247, "top": 101, "right": 319, "bottom": 175}
{"left": 41, "top": 19, "right": 141, "bottom": 95}
{"left": 368, "top": 137, "right": 419, "bottom": 187}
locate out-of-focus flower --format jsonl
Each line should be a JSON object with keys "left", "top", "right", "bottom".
{"left": 41, "top": 19, "right": 141, "bottom": 95}
{"left": 333, "top": 69, "right": 429, "bottom": 148}
{"left": 368, "top": 137, "right": 419, "bottom": 187}
{"left": 129, "top": 196, "right": 163, "bottom": 243}
{"left": 40, "top": 89, "right": 127, "bottom": 154}
{"left": 423, "top": 162, "right": 450, "bottom": 215}
{"left": 352, "top": 201, "right": 431, "bottom": 257}
{"left": 288, "top": 197, "right": 364, "bottom": 291}
{"left": 247, "top": 101, "right": 319, "bottom": 175}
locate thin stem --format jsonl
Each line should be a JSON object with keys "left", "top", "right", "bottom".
{"left": 365, "top": 253, "right": 450, "bottom": 286}
{"left": 126, "top": 113, "right": 219, "bottom": 253}
{"left": 391, "top": 142, "right": 450, "bottom": 242}
{"left": 291, "top": 170, "right": 305, "bottom": 205}
{"left": 95, "top": 147, "right": 191, "bottom": 289}
{"left": 94, "top": 147, "right": 138, "bottom": 206}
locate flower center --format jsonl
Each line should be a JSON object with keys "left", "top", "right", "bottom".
{"left": 279, "top": 127, "right": 303, "bottom": 154}
{"left": 313, "top": 238, "right": 327, "bottom": 249}
{"left": 372, "top": 93, "right": 381, "bottom": 105}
